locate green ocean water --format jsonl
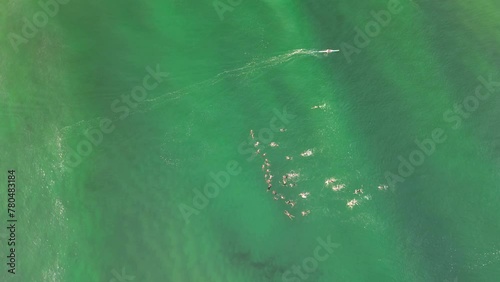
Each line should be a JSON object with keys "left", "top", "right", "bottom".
{"left": 1, "top": 0, "right": 500, "bottom": 281}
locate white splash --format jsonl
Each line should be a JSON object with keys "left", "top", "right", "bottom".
{"left": 300, "top": 149, "right": 313, "bottom": 157}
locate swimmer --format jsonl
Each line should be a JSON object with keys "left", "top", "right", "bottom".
{"left": 250, "top": 129, "right": 255, "bottom": 139}
{"left": 270, "top": 142, "right": 279, "bottom": 147}
{"left": 280, "top": 128, "right": 286, "bottom": 132}
{"left": 300, "top": 149, "right": 313, "bottom": 157}
{"left": 266, "top": 179, "right": 271, "bottom": 184}
{"left": 347, "top": 199, "right": 358, "bottom": 209}
{"left": 284, "top": 210, "right": 294, "bottom": 220}
{"left": 262, "top": 164, "right": 265, "bottom": 171}
{"left": 272, "top": 190, "right": 277, "bottom": 195}
{"left": 378, "top": 185, "right": 388, "bottom": 190}
{"left": 301, "top": 210, "right": 310, "bottom": 216}
{"left": 285, "top": 200, "right": 296, "bottom": 207}
{"left": 266, "top": 169, "right": 270, "bottom": 173}
{"left": 311, "top": 103, "right": 327, "bottom": 110}
{"left": 265, "top": 162, "right": 271, "bottom": 167}
{"left": 267, "top": 184, "right": 272, "bottom": 191}
{"left": 254, "top": 141, "right": 260, "bottom": 147}
{"left": 289, "top": 183, "right": 296, "bottom": 188}
{"left": 325, "top": 178, "right": 337, "bottom": 185}
{"left": 332, "top": 184, "right": 345, "bottom": 191}
{"left": 274, "top": 196, "right": 279, "bottom": 200}
{"left": 256, "top": 149, "right": 261, "bottom": 155}
{"left": 354, "top": 189, "right": 364, "bottom": 194}
{"left": 299, "top": 192, "right": 310, "bottom": 199}
{"left": 280, "top": 194, "right": 285, "bottom": 200}
{"left": 269, "top": 174, "right": 273, "bottom": 180}
{"left": 262, "top": 153, "right": 267, "bottom": 157}
{"left": 285, "top": 156, "right": 292, "bottom": 160}
{"left": 282, "top": 175, "right": 288, "bottom": 185}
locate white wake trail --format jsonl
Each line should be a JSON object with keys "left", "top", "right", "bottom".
{"left": 139, "top": 48, "right": 335, "bottom": 112}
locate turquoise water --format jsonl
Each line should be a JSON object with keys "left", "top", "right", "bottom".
{"left": 1, "top": 0, "right": 500, "bottom": 281}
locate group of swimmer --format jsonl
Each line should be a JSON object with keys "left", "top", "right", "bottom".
{"left": 284, "top": 209, "right": 310, "bottom": 219}
{"left": 250, "top": 125, "right": 375, "bottom": 216}
{"left": 248, "top": 101, "right": 384, "bottom": 214}
{"left": 250, "top": 129, "right": 310, "bottom": 220}
{"left": 325, "top": 178, "right": 370, "bottom": 208}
